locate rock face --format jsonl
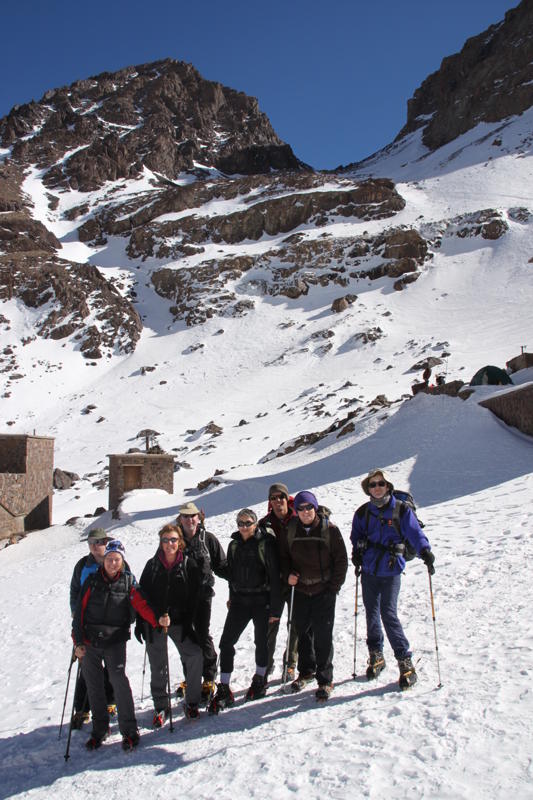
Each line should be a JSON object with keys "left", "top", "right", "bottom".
{"left": 1, "top": 59, "right": 305, "bottom": 190}
{"left": 396, "top": 0, "right": 533, "bottom": 150}
{"left": 0, "top": 254, "right": 142, "bottom": 357}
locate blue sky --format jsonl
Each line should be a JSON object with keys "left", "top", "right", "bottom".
{"left": 1, "top": 0, "right": 519, "bottom": 169}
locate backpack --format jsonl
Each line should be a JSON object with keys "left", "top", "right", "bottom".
{"left": 357, "top": 491, "right": 424, "bottom": 562}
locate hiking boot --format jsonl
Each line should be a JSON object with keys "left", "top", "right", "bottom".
{"left": 152, "top": 708, "right": 169, "bottom": 728}
{"left": 315, "top": 683, "right": 333, "bottom": 702}
{"left": 201, "top": 680, "right": 216, "bottom": 702}
{"left": 208, "top": 683, "right": 235, "bottom": 714}
{"left": 290, "top": 672, "right": 315, "bottom": 692}
{"left": 245, "top": 674, "right": 267, "bottom": 701}
{"left": 285, "top": 666, "right": 296, "bottom": 682}
{"left": 176, "top": 680, "right": 187, "bottom": 698}
{"left": 398, "top": 656, "right": 417, "bottom": 690}
{"left": 71, "top": 710, "right": 90, "bottom": 730}
{"left": 366, "top": 650, "right": 386, "bottom": 680}
{"left": 107, "top": 703, "right": 117, "bottom": 717}
{"left": 185, "top": 702, "right": 200, "bottom": 719}
{"left": 121, "top": 731, "right": 140, "bottom": 751}
{"left": 85, "top": 729, "right": 109, "bottom": 750}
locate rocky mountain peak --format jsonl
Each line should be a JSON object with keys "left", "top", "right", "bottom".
{"left": 395, "top": 0, "right": 533, "bottom": 150}
{"left": 0, "top": 57, "right": 305, "bottom": 190}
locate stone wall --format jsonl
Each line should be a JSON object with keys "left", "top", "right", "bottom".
{"left": 479, "top": 384, "right": 533, "bottom": 437}
{"left": 0, "top": 435, "right": 54, "bottom": 539}
{"left": 108, "top": 453, "right": 174, "bottom": 512}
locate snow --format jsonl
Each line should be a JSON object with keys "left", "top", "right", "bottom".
{"left": 1, "top": 103, "right": 533, "bottom": 798}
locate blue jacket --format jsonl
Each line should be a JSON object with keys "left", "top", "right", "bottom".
{"left": 350, "top": 496, "right": 430, "bottom": 577}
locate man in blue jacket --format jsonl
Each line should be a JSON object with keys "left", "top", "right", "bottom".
{"left": 351, "top": 469, "right": 435, "bottom": 689}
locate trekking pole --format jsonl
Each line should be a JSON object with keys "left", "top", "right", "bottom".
{"left": 58, "top": 647, "right": 76, "bottom": 739}
{"left": 64, "top": 660, "right": 82, "bottom": 761}
{"left": 163, "top": 626, "right": 174, "bottom": 732}
{"left": 140, "top": 645, "right": 147, "bottom": 703}
{"left": 352, "top": 573, "right": 359, "bottom": 679}
{"left": 427, "top": 572, "right": 443, "bottom": 688}
{"left": 281, "top": 585, "right": 295, "bottom": 690}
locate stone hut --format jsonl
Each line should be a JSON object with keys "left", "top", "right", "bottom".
{"left": 0, "top": 434, "right": 54, "bottom": 540}
{"left": 108, "top": 453, "right": 174, "bottom": 513}
{"left": 506, "top": 352, "right": 533, "bottom": 374}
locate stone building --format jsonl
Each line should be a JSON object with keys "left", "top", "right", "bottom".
{"left": 506, "top": 352, "right": 533, "bottom": 374}
{"left": 0, "top": 434, "right": 54, "bottom": 540}
{"left": 108, "top": 453, "right": 174, "bottom": 513}
{"left": 479, "top": 384, "right": 533, "bottom": 437}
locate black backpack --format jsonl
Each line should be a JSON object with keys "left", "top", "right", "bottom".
{"left": 356, "top": 490, "right": 424, "bottom": 562}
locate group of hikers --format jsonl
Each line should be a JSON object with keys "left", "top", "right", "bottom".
{"left": 69, "top": 469, "right": 435, "bottom": 752}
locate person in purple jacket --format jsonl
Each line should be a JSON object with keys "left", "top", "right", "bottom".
{"left": 350, "top": 469, "right": 435, "bottom": 689}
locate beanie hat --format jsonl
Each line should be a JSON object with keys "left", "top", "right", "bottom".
{"left": 104, "top": 539, "right": 125, "bottom": 558}
{"left": 361, "top": 469, "right": 394, "bottom": 496}
{"left": 268, "top": 483, "right": 289, "bottom": 500}
{"left": 293, "top": 491, "right": 319, "bottom": 511}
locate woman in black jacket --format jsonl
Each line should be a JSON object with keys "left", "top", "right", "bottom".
{"left": 209, "top": 508, "right": 282, "bottom": 713}
{"left": 139, "top": 524, "right": 204, "bottom": 722}
{"left": 73, "top": 540, "right": 160, "bottom": 751}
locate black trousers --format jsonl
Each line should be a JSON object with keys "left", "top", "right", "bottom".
{"left": 219, "top": 594, "right": 269, "bottom": 675}
{"left": 194, "top": 597, "right": 218, "bottom": 681}
{"left": 74, "top": 664, "right": 114, "bottom": 712}
{"left": 292, "top": 589, "right": 336, "bottom": 685}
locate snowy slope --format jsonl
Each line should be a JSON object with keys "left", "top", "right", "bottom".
{"left": 1, "top": 84, "right": 533, "bottom": 799}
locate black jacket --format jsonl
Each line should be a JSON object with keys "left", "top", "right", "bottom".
{"left": 222, "top": 528, "right": 282, "bottom": 617}
{"left": 180, "top": 523, "right": 227, "bottom": 597}
{"left": 139, "top": 548, "right": 200, "bottom": 628}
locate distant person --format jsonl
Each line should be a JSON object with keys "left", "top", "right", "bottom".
{"left": 174, "top": 503, "right": 227, "bottom": 702}
{"left": 279, "top": 491, "right": 348, "bottom": 701}
{"left": 138, "top": 523, "right": 204, "bottom": 721}
{"left": 69, "top": 528, "right": 117, "bottom": 728}
{"left": 73, "top": 540, "right": 160, "bottom": 751}
{"left": 209, "top": 508, "right": 282, "bottom": 713}
{"left": 258, "top": 483, "right": 300, "bottom": 682}
{"left": 350, "top": 469, "right": 435, "bottom": 689}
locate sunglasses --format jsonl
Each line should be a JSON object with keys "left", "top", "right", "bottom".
{"left": 269, "top": 494, "right": 285, "bottom": 502}
{"left": 161, "top": 537, "right": 179, "bottom": 544}
{"left": 368, "top": 480, "right": 387, "bottom": 488}
{"left": 88, "top": 539, "right": 107, "bottom": 546}
{"left": 181, "top": 514, "right": 198, "bottom": 519}
{"left": 237, "top": 520, "right": 255, "bottom": 528}
{"left": 297, "top": 504, "right": 315, "bottom": 512}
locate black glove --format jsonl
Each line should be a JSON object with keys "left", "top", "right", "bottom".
{"left": 420, "top": 548, "right": 435, "bottom": 575}
{"left": 351, "top": 548, "right": 363, "bottom": 576}
{"left": 134, "top": 620, "right": 145, "bottom": 644}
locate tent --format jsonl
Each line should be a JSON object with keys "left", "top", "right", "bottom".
{"left": 470, "top": 365, "right": 513, "bottom": 386}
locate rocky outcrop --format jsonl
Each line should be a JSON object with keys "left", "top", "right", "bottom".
{"left": 1, "top": 59, "right": 305, "bottom": 190}
{"left": 396, "top": 0, "right": 533, "bottom": 150}
{"left": 0, "top": 253, "right": 142, "bottom": 356}
{"left": 0, "top": 213, "right": 60, "bottom": 254}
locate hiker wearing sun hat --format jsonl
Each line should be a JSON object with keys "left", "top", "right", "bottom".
{"left": 351, "top": 468, "right": 434, "bottom": 690}
{"left": 72, "top": 538, "right": 162, "bottom": 751}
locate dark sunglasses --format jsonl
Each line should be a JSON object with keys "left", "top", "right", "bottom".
{"left": 88, "top": 539, "right": 107, "bottom": 546}
{"left": 161, "top": 537, "right": 179, "bottom": 544}
{"left": 269, "top": 494, "right": 285, "bottom": 502}
{"left": 297, "top": 504, "right": 315, "bottom": 512}
{"left": 368, "top": 480, "right": 387, "bottom": 488}
{"left": 181, "top": 513, "right": 198, "bottom": 519}
{"left": 237, "top": 520, "right": 255, "bottom": 528}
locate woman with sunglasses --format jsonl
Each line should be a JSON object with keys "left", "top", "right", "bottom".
{"left": 350, "top": 469, "right": 434, "bottom": 689}
{"left": 138, "top": 523, "right": 204, "bottom": 721}
{"left": 208, "top": 509, "right": 282, "bottom": 713}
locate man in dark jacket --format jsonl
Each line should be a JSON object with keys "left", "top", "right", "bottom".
{"left": 208, "top": 508, "right": 282, "bottom": 713}
{"left": 259, "top": 483, "right": 300, "bottom": 682}
{"left": 175, "top": 502, "right": 227, "bottom": 700}
{"left": 139, "top": 523, "right": 204, "bottom": 721}
{"left": 69, "top": 527, "right": 115, "bottom": 728}
{"left": 279, "top": 491, "right": 348, "bottom": 701}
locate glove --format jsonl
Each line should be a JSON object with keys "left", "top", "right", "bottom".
{"left": 134, "top": 620, "right": 145, "bottom": 644}
{"left": 351, "top": 549, "right": 363, "bottom": 576}
{"left": 420, "top": 548, "right": 435, "bottom": 575}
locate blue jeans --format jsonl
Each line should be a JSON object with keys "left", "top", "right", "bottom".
{"left": 361, "top": 573, "right": 411, "bottom": 660}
